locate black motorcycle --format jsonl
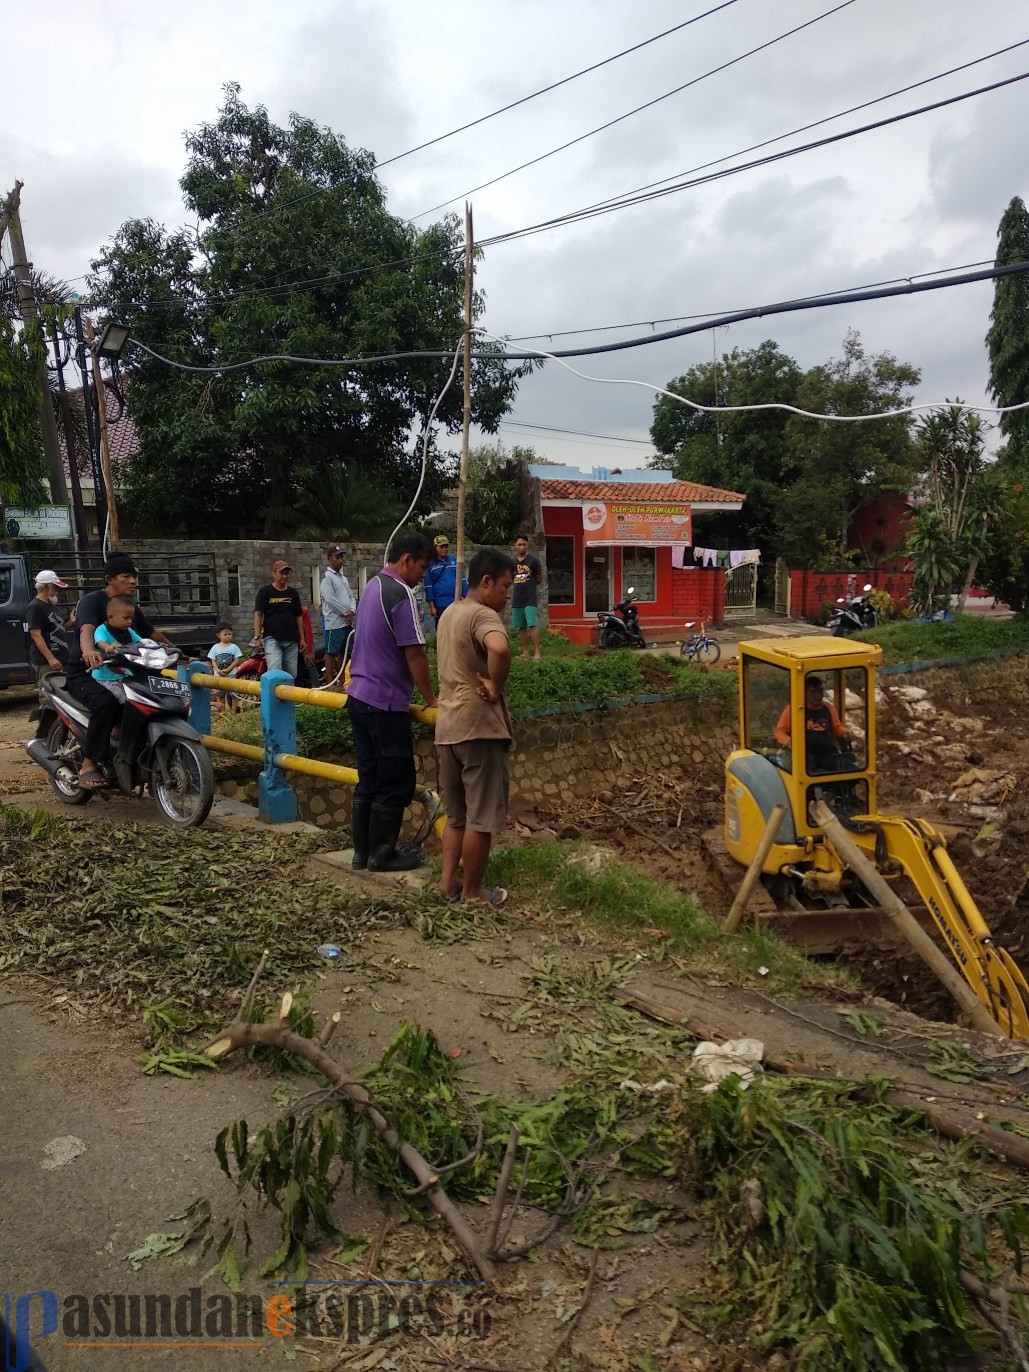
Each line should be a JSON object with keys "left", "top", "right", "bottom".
{"left": 828, "top": 583, "right": 877, "bottom": 637}
{"left": 597, "top": 587, "right": 647, "bottom": 649}
{"left": 24, "top": 640, "right": 214, "bottom": 827}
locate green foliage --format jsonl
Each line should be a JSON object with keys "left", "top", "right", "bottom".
{"left": 855, "top": 612, "right": 1029, "bottom": 662}
{"left": 865, "top": 587, "right": 898, "bottom": 621}
{"left": 978, "top": 468, "right": 1029, "bottom": 612}
{"left": 88, "top": 86, "right": 532, "bottom": 537}
{"left": 692, "top": 1077, "right": 1029, "bottom": 1370}
{"left": 907, "top": 406, "right": 1007, "bottom": 614}
{"left": 464, "top": 442, "right": 536, "bottom": 544}
{"left": 650, "top": 333, "right": 920, "bottom": 566}
{"left": 0, "top": 314, "right": 47, "bottom": 505}
{"left": 987, "top": 195, "right": 1029, "bottom": 465}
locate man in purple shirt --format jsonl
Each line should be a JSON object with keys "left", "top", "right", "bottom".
{"left": 347, "top": 530, "right": 438, "bottom": 871}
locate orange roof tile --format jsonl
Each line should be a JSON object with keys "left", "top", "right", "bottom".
{"left": 538, "top": 478, "right": 744, "bottom": 504}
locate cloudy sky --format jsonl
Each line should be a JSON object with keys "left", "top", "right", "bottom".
{"left": 5, "top": 0, "right": 1028, "bottom": 469}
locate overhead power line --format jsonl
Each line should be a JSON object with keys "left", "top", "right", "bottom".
{"left": 411, "top": 0, "right": 858, "bottom": 220}
{"left": 129, "top": 258, "right": 1029, "bottom": 375}
{"left": 497, "top": 420, "right": 653, "bottom": 445}
{"left": 480, "top": 65, "right": 1029, "bottom": 248}
{"left": 213, "top": 0, "right": 741, "bottom": 235}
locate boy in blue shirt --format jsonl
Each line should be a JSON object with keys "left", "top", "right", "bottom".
{"left": 92, "top": 595, "right": 142, "bottom": 705}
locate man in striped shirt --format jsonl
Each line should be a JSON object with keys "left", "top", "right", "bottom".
{"left": 346, "top": 530, "right": 438, "bottom": 871}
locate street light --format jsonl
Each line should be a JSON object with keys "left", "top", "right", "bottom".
{"left": 94, "top": 321, "right": 131, "bottom": 361}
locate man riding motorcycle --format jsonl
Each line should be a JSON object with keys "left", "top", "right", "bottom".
{"left": 63, "top": 553, "right": 177, "bottom": 791}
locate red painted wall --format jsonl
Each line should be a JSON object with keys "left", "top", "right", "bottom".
{"left": 847, "top": 493, "right": 913, "bottom": 566}
{"left": 790, "top": 569, "right": 914, "bottom": 618}
{"left": 543, "top": 506, "right": 724, "bottom": 640}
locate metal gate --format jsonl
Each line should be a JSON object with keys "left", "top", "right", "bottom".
{"left": 723, "top": 561, "right": 758, "bottom": 616}
{"left": 774, "top": 557, "right": 791, "bottom": 615}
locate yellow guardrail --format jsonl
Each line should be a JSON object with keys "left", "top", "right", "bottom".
{"left": 170, "top": 668, "right": 438, "bottom": 725}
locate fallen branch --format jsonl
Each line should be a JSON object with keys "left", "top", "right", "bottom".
{"left": 204, "top": 998, "right": 496, "bottom": 1283}
{"left": 961, "top": 1271, "right": 1029, "bottom": 1372}
{"left": 549, "top": 1248, "right": 602, "bottom": 1363}
{"left": 486, "top": 1125, "right": 520, "bottom": 1257}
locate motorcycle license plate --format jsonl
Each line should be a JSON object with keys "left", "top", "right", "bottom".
{"left": 153, "top": 678, "right": 190, "bottom": 697}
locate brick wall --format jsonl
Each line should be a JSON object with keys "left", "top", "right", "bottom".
{"left": 790, "top": 569, "right": 914, "bottom": 618}
{"left": 670, "top": 568, "right": 725, "bottom": 624}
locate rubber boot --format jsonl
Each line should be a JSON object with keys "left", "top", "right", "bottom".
{"left": 367, "top": 804, "right": 424, "bottom": 872}
{"left": 351, "top": 798, "right": 373, "bottom": 870}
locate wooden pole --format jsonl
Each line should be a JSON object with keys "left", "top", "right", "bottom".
{"left": 812, "top": 800, "right": 1004, "bottom": 1038}
{"left": 83, "top": 316, "right": 119, "bottom": 550}
{"left": 3, "top": 181, "right": 70, "bottom": 507}
{"left": 453, "top": 202, "right": 474, "bottom": 603}
{"left": 723, "top": 803, "right": 787, "bottom": 934}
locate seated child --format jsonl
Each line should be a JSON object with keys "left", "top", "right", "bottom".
{"left": 208, "top": 621, "right": 244, "bottom": 712}
{"left": 92, "top": 595, "right": 141, "bottom": 705}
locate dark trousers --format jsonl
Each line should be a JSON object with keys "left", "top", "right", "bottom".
{"left": 64, "top": 672, "right": 121, "bottom": 764}
{"left": 347, "top": 697, "right": 416, "bottom": 808}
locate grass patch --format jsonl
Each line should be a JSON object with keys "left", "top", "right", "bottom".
{"left": 856, "top": 612, "right": 1029, "bottom": 663}
{"left": 485, "top": 840, "right": 848, "bottom": 994}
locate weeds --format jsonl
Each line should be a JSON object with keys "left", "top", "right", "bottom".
{"left": 856, "top": 612, "right": 1029, "bottom": 663}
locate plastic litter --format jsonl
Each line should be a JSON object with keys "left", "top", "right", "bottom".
{"left": 689, "top": 1038, "right": 765, "bottom": 1093}
{"left": 316, "top": 944, "right": 342, "bottom": 961}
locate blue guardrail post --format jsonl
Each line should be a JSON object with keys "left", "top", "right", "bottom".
{"left": 182, "top": 662, "right": 211, "bottom": 735}
{"left": 259, "top": 670, "right": 298, "bottom": 823}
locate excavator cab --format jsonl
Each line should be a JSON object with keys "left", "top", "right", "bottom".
{"left": 722, "top": 638, "right": 1029, "bottom": 1039}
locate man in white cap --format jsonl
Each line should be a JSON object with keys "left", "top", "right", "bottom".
{"left": 25, "top": 570, "right": 70, "bottom": 681}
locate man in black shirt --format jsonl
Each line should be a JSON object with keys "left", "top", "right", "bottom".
{"left": 65, "top": 552, "right": 176, "bottom": 790}
{"left": 253, "top": 560, "right": 308, "bottom": 680}
{"left": 511, "top": 535, "right": 544, "bottom": 662}
{"left": 25, "top": 569, "right": 70, "bottom": 681}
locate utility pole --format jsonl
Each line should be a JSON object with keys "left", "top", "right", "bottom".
{"left": 51, "top": 318, "right": 88, "bottom": 548}
{"left": 453, "top": 202, "right": 474, "bottom": 603}
{"left": 84, "top": 316, "right": 119, "bottom": 549}
{"left": 3, "top": 181, "right": 70, "bottom": 507}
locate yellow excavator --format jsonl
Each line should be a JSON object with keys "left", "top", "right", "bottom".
{"left": 720, "top": 637, "right": 1029, "bottom": 1039}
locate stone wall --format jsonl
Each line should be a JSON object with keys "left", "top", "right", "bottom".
{"left": 215, "top": 694, "right": 737, "bottom": 833}
{"left": 882, "top": 652, "right": 1029, "bottom": 709}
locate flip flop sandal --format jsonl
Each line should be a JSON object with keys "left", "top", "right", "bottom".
{"left": 466, "top": 887, "right": 508, "bottom": 907}
{"left": 77, "top": 769, "right": 105, "bottom": 791}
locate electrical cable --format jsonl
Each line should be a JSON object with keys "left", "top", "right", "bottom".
{"left": 225, "top": 0, "right": 742, "bottom": 233}
{"left": 127, "top": 258, "right": 1029, "bottom": 380}
{"left": 497, "top": 419, "right": 652, "bottom": 445}
{"left": 411, "top": 0, "right": 858, "bottom": 220}
{"left": 476, "top": 327, "right": 1029, "bottom": 423}
{"left": 506, "top": 258, "right": 998, "bottom": 342}
{"left": 479, "top": 66, "right": 1029, "bottom": 247}
{"left": 507, "top": 36, "right": 1029, "bottom": 233}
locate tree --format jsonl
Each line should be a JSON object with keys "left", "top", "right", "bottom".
{"left": 464, "top": 442, "right": 537, "bottom": 544}
{"left": 906, "top": 405, "right": 1006, "bottom": 614}
{"left": 0, "top": 314, "right": 47, "bottom": 506}
{"left": 986, "top": 196, "right": 1029, "bottom": 466}
{"left": 778, "top": 331, "right": 920, "bottom": 564}
{"left": 87, "top": 86, "right": 531, "bottom": 538}
{"left": 650, "top": 340, "right": 803, "bottom": 554}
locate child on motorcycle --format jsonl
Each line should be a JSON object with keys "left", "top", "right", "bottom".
{"left": 92, "top": 596, "right": 142, "bottom": 705}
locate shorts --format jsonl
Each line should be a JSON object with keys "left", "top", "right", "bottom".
{"left": 437, "top": 739, "right": 511, "bottom": 834}
{"left": 324, "top": 626, "right": 352, "bottom": 654}
{"left": 511, "top": 604, "right": 538, "bottom": 629}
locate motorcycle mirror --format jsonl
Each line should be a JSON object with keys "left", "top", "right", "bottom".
{"left": 626, "top": 586, "right": 636, "bottom": 595}
{"left": 836, "top": 597, "right": 846, "bottom": 604}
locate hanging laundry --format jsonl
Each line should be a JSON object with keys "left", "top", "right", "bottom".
{"left": 716, "top": 549, "right": 731, "bottom": 569}
{"left": 741, "top": 548, "right": 761, "bottom": 566}
{"left": 671, "top": 544, "right": 686, "bottom": 570}
{"left": 729, "top": 550, "right": 748, "bottom": 569}
{"left": 696, "top": 547, "right": 717, "bottom": 568}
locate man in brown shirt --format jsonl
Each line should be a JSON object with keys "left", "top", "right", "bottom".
{"left": 435, "top": 547, "right": 516, "bottom": 905}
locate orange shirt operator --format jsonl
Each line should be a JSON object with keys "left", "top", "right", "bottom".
{"left": 774, "top": 676, "right": 849, "bottom": 752}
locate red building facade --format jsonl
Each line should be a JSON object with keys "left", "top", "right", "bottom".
{"left": 536, "top": 473, "right": 744, "bottom": 644}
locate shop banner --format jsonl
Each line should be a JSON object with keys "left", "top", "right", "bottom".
{"left": 582, "top": 500, "right": 691, "bottom": 546}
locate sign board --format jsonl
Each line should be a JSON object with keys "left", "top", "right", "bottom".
{"left": 582, "top": 500, "right": 692, "bottom": 547}
{"left": 4, "top": 506, "right": 74, "bottom": 540}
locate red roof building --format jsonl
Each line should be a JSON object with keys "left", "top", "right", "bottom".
{"left": 530, "top": 465, "right": 746, "bottom": 642}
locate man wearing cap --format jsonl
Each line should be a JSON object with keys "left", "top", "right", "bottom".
{"left": 319, "top": 544, "right": 356, "bottom": 686}
{"left": 253, "top": 560, "right": 310, "bottom": 680}
{"left": 25, "top": 570, "right": 70, "bottom": 681}
{"left": 424, "top": 535, "right": 467, "bottom": 626}
{"left": 64, "top": 553, "right": 177, "bottom": 790}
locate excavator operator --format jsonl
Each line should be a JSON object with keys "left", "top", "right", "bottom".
{"left": 774, "top": 674, "right": 852, "bottom": 773}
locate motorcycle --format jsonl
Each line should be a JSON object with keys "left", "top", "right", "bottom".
{"left": 827, "top": 583, "right": 877, "bottom": 637}
{"left": 597, "top": 587, "right": 647, "bottom": 650}
{"left": 23, "top": 640, "right": 215, "bottom": 828}
{"left": 237, "top": 638, "right": 327, "bottom": 686}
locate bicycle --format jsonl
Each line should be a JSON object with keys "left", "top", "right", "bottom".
{"left": 680, "top": 619, "right": 721, "bottom": 665}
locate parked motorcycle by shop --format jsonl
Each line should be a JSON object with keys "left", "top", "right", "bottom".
{"left": 597, "top": 587, "right": 647, "bottom": 649}
{"left": 828, "top": 584, "right": 876, "bottom": 637}
{"left": 24, "top": 641, "right": 214, "bottom": 827}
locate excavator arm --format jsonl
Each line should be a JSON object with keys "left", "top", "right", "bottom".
{"left": 845, "top": 814, "right": 1029, "bottom": 1039}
